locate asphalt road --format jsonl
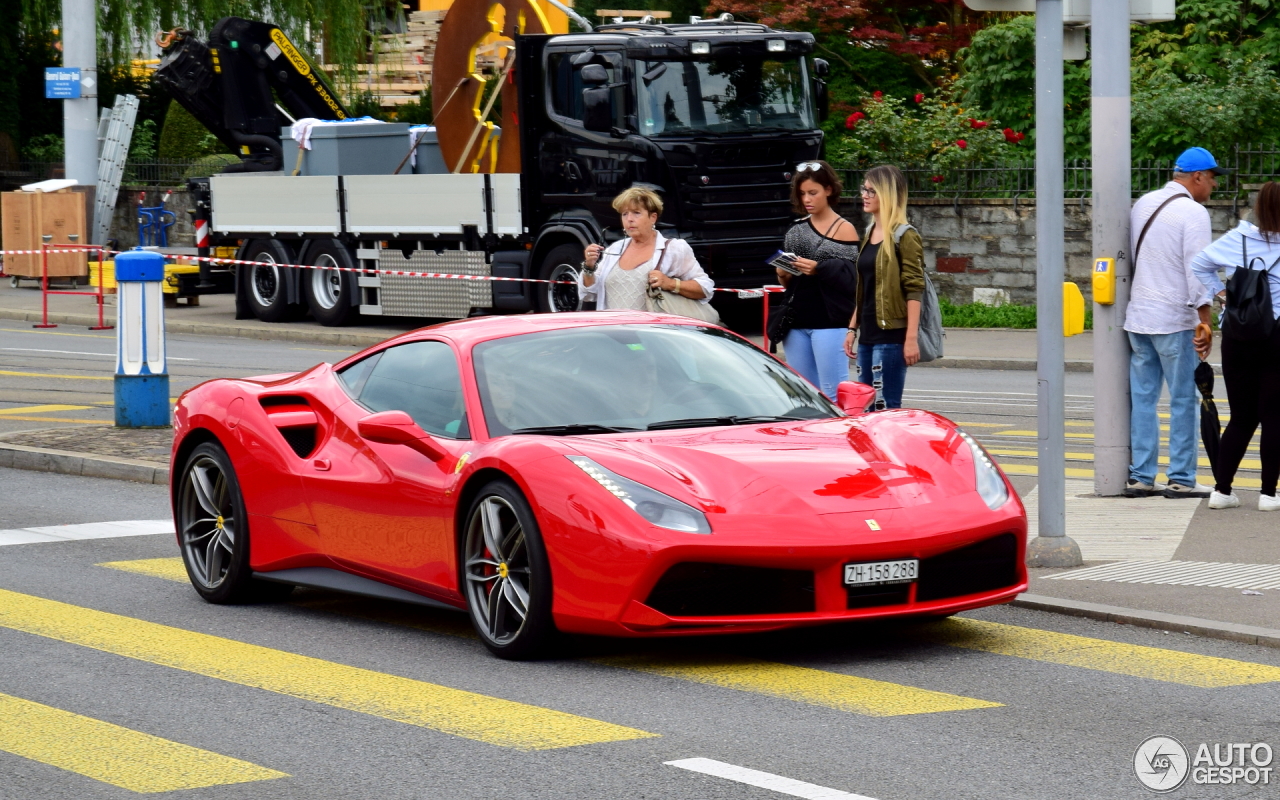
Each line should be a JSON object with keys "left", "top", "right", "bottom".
{"left": 2, "top": 327, "right": 1278, "bottom": 799}
{"left": 0, "top": 514, "right": 1277, "bottom": 800}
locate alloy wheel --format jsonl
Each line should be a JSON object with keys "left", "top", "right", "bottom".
{"left": 463, "top": 496, "right": 532, "bottom": 645}
{"left": 179, "top": 455, "right": 238, "bottom": 590}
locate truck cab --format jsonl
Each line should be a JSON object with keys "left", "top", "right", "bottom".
{"left": 519, "top": 20, "right": 827, "bottom": 311}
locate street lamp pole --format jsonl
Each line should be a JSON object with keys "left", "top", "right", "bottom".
{"left": 1026, "top": 0, "right": 1082, "bottom": 567}
{"left": 1090, "top": 0, "right": 1133, "bottom": 497}
{"left": 61, "top": 0, "right": 98, "bottom": 187}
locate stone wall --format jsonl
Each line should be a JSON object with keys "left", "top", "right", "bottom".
{"left": 107, "top": 188, "right": 196, "bottom": 249}
{"left": 838, "top": 197, "right": 1248, "bottom": 305}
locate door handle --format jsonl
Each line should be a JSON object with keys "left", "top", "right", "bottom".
{"left": 565, "top": 161, "right": 583, "bottom": 182}
{"left": 313, "top": 458, "right": 331, "bottom": 471}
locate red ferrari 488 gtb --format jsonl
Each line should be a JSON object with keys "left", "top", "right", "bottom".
{"left": 171, "top": 312, "right": 1027, "bottom": 658}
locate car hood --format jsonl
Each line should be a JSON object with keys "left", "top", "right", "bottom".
{"left": 563, "top": 411, "right": 976, "bottom": 516}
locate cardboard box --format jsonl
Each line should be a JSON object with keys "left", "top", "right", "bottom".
{"left": 1, "top": 188, "right": 90, "bottom": 277}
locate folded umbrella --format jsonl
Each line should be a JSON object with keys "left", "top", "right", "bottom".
{"left": 1194, "top": 323, "right": 1221, "bottom": 479}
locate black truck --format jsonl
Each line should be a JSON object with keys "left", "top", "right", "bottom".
{"left": 160, "top": 16, "right": 829, "bottom": 324}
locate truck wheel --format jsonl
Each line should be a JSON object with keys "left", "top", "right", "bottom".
{"left": 240, "top": 239, "right": 297, "bottom": 323}
{"left": 302, "top": 240, "right": 359, "bottom": 327}
{"left": 536, "top": 244, "right": 583, "bottom": 313}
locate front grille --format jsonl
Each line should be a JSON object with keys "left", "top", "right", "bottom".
{"left": 915, "top": 533, "right": 1020, "bottom": 602}
{"left": 645, "top": 562, "right": 815, "bottom": 617}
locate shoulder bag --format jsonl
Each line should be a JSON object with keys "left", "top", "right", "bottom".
{"left": 645, "top": 243, "right": 722, "bottom": 324}
{"left": 889, "top": 223, "right": 945, "bottom": 363}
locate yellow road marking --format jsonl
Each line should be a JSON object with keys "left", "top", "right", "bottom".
{"left": 594, "top": 655, "right": 1000, "bottom": 716}
{"left": 924, "top": 618, "right": 1280, "bottom": 688}
{"left": 987, "top": 448, "right": 1261, "bottom": 471}
{"left": 0, "top": 691, "right": 286, "bottom": 792}
{"left": 997, "top": 430, "right": 1100, "bottom": 440}
{"left": 954, "top": 421, "right": 1013, "bottom": 428}
{"left": 99, "top": 558, "right": 189, "bottom": 582}
{"left": 998, "top": 464, "right": 1096, "bottom": 479}
{"left": 0, "top": 327, "right": 114, "bottom": 339}
{"left": 0, "top": 370, "right": 111, "bottom": 381}
{"left": 0, "top": 588, "right": 655, "bottom": 750}
{"left": 0, "top": 416, "right": 107, "bottom": 424}
{"left": 0, "top": 404, "right": 92, "bottom": 415}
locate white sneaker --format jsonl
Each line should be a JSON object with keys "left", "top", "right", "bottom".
{"left": 1208, "top": 491, "right": 1240, "bottom": 509}
{"left": 1260, "top": 494, "right": 1280, "bottom": 512}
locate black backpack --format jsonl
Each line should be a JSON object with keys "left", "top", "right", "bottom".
{"left": 1223, "top": 233, "right": 1278, "bottom": 342}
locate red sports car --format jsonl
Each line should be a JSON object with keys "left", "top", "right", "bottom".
{"left": 171, "top": 312, "right": 1027, "bottom": 658}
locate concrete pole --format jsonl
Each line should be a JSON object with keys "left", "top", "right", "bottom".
{"left": 61, "top": 0, "right": 98, "bottom": 187}
{"left": 1026, "top": 0, "right": 1082, "bottom": 567}
{"left": 1090, "top": 0, "right": 1132, "bottom": 497}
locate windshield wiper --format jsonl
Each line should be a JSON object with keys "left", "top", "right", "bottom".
{"left": 646, "top": 414, "right": 805, "bottom": 431}
{"left": 510, "top": 424, "right": 641, "bottom": 436}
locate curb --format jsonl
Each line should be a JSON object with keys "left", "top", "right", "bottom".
{"left": 1012, "top": 593, "right": 1280, "bottom": 650}
{"left": 0, "top": 307, "right": 391, "bottom": 348}
{"left": 0, "top": 442, "right": 168, "bottom": 485}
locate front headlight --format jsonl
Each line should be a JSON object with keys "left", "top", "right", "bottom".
{"left": 955, "top": 429, "right": 1010, "bottom": 510}
{"left": 567, "top": 456, "right": 712, "bottom": 534}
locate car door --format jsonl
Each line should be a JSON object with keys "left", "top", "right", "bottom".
{"left": 302, "top": 340, "right": 472, "bottom": 600}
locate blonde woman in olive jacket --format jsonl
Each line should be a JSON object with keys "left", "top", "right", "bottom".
{"left": 842, "top": 165, "right": 925, "bottom": 409}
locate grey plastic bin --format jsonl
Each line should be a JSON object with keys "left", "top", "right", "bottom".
{"left": 281, "top": 122, "right": 413, "bottom": 176}
{"left": 410, "top": 127, "right": 448, "bottom": 174}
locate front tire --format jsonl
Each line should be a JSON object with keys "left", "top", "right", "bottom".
{"left": 536, "top": 244, "right": 583, "bottom": 313}
{"left": 462, "top": 481, "right": 556, "bottom": 659}
{"left": 176, "top": 442, "right": 291, "bottom": 604}
{"left": 302, "top": 240, "right": 360, "bottom": 326}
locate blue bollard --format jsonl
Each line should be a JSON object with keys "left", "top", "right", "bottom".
{"left": 113, "top": 248, "right": 169, "bottom": 427}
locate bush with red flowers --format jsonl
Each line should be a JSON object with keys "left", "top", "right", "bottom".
{"left": 823, "top": 90, "right": 1026, "bottom": 181}
{"left": 931, "top": 175, "right": 945, "bottom": 183}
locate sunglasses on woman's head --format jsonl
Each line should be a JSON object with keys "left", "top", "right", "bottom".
{"left": 795, "top": 162, "right": 823, "bottom": 172}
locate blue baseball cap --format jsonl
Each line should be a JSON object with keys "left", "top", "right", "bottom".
{"left": 1175, "top": 147, "right": 1231, "bottom": 175}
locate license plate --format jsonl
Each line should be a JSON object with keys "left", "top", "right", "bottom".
{"left": 844, "top": 558, "right": 918, "bottom": 586}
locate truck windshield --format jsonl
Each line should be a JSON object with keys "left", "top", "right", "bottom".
{"left": 636, "top": 57, "right": 812, "bottom": 136}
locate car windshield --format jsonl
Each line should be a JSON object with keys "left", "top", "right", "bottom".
{"left": 472, "top": 324, "right": 838, "bottom": 436}
{"left": 636, "top": 57, "right": 813, "bottom": 136}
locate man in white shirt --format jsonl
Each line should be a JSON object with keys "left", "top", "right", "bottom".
{"left": 1123, "top": 147, "right": 1221, "bottom": 498}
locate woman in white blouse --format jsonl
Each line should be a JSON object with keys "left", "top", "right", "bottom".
{"left": 579, "top": 187, "right": 714, "bottom": 310}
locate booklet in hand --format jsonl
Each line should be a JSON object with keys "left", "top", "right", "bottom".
{"left": 768, "top": 250, "right": 801, "bottom": 275}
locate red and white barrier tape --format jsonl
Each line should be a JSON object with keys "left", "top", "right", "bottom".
{"left": 0, "top": 246, "right": 784, "bottom": 298}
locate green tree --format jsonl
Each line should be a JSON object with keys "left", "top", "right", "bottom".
{"left": 158, "top": 99, "right": 228, "bottom": 159}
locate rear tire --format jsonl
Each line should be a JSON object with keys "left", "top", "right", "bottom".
{"left": 462, "top": 480, "right": 557, "bottom": 659}
{"left": 239, "top": 239, "right": 298, "bottom": 323}
{"left": 176, "top": 442, "right": 292, "bottom": 604}
{"left": 302, "top": 240, "right": 360, "bottom": 326}
{"left": 536, "top": 244, "right": 583, "bottom": 313}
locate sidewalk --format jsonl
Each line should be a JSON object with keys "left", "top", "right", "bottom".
{"left": 0, "top": 280, "right": 1225, "bottom": 368}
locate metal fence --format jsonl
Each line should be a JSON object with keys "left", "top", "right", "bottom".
{"left": 835, "top": 144, "right": 1280, "bottom": 203}
{"left": 0, "top": 160, "right": 204, "bottom": 189}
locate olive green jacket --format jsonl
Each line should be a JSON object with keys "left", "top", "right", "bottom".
{"left": 853, "top": 223, "right": 926, "bottom": 331}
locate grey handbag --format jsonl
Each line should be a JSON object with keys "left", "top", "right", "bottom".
{"left": 892, "top": 223, "right": 944, "bottom": 362}
{"left": 645, "top": 244, "right": 722, "bottom": 324}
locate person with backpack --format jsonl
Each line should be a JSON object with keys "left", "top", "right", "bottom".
{"left": 771, "top": 161, "right": 861, "bottom": 401}
{"left": 842, "top": 165, "right": 926, "bottom": 410}
{"left": 1190, "top": 181, "right": 1280, "bottom": 512}
{"left": 1124, "top": 147, "right": 1222, "bottom": 499}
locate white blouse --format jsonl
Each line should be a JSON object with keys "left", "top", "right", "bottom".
{"left": 578, "top": 232, "right": 715, "bottom": 310}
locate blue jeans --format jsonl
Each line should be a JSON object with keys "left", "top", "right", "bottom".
{"left": 784, "top": 327, "right": 849, "bottom": 401}
{"left": 1128, "top": 330, "right": 1200, "bottom": 486}
{"left": 856, "top": 343, "right": 907, "bottom": 409}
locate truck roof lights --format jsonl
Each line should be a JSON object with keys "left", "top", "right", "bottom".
{"left": 767, "top": 39, "right": 786, "bottom": 52}
{"left": 690, "top": 41, "right": 710, "bottom": 55}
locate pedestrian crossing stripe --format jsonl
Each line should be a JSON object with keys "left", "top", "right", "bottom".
{"left": 0, "top": 691, "right": 287, "bottom": 792}
{"left": 922, "top": 618, "right": 1280, "bottom": 688}
{"left": 0, "top": 588, "right": 655, "bottom": 750}
{"left": 592, "top": 655, "right": 1001, "bottom": 716}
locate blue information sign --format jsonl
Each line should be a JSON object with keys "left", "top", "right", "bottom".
{"left": 44, "top": 67, "right": 82, "bottom": 99}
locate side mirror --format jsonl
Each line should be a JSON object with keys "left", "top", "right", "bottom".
{"left": 582, "top": 86, "right": 613, "bottom": 132}
{"left": 812, "top": 58, "right": 830, "bottom": 78}
{"left": 814, "top": 79, "right": 828, "bottom": 122}
{"left": 357, "top": 409, "right": 447, "bottom": 461}
{"left": 837, "top": 381, "right": 876, "bottom": 415}
{"left": 580, "top": 64, "right": 608, "bottom": 85}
